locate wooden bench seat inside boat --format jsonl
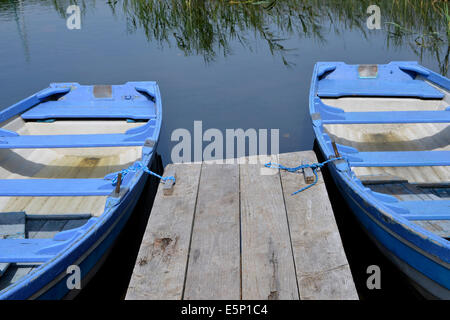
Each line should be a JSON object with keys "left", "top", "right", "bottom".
{"left": 20, "top": 84, "right": 157, "bottom": 121}
{"left": 322, "top": 97, "right": 449, "bottom": 184}
{"left": 0, "top": 214, "right": 91, "bottom": 290}
{"left": 0, "top": 117, "right": 143, "bottom": 217}
{"left": 322, "top": 95, "right": 449, "bottom": 240}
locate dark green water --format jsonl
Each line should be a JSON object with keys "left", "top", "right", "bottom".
{"left": 0, "top": 0, "right": 448, "bottom": 300}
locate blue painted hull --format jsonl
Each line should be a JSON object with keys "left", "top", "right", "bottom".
{"left": 310, "top": 62, "right": 450, "bottom": 299}
{"left": 0, "top": 81, "right": 163, "bottom": 299}
{"left": 323, "top": 153, "right": 450, "bottom": 299}
{"left": 0, "top": 157, "right": 151, "bottom": 300}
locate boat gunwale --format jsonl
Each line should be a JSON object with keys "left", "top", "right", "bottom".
{"left": 309, "top": 61, "right": 450, "bottom": 264}
{"left": 0, "top": 82, "right": 163, "bottom": 299}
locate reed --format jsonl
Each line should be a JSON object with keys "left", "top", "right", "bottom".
{"left": 1, "top": 0, "right": 449, "bottom": 73}
{"left": 108, "top": 0, "right": 449, "bottom": 72}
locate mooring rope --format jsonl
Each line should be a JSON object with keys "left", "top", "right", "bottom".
{"left": 265, "top": 157, "right": 344, "bottom": 195}
{"left": 109, "top": 161, "right": 176, "bottom": 186}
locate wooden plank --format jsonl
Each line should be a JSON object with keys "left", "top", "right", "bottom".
{"left": 125, "top": 163, "right": 201, "bottom": 300}
{"left": 323, "top": 95, "right": 449, "bottom": 184}
{"left": 62, "top": 219, "right": 90, "bottom": 231}
{"left": 403, "top": 184, "right": 450, "bottom": 238}
{"left": 279, "top": 151, "right": 358, "bottom": 300}
{"left": 240, "top": 161, "right": 299, "bottom": 300}
{"left": 126, "top": 151, "right": 356, "bottom": 300}
{"left": 0, "top": 117, "right": 142, "bottom": 218}
{"left": 0, "top": 212, "right": 25, "bottom": 240}
{"left": 32, "top": 220, "right": 68, "bottom": 239}
{"left": 162, "top": 168, "right": 176, "bottom": 196}
{"left": 0, "top": 218, "right": 45, "bottom": 289}
{"left": 359, "top": 174, "right": 408, "bottom": 185}
{"left": 0, "top": 212, "right": 25, "bottom": 276}
{"left": 183, "top": 164, "right": 240, "bottom": 300}
{"left": 0, "top": 217, "right": 90, "bottom": 290}
{"left": 302, "top": 160, "right": 315, "bottom": 184}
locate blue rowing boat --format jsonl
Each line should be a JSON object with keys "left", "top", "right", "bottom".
{"left": 310, "top": 62, "right": 449, "bottom": 299}
{"left": 0, "top": 82, "right": 162, "bottom": 299}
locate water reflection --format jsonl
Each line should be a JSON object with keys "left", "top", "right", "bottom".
{"left": 1, "top": 0, "right": 30, "bottom": 61}
{"left": 110, "top": 0, "right": 450, "bottom": 73}
{"left": 1, "top": 0, "right": 449, "bottom": 74}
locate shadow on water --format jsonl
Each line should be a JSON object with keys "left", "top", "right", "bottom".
{"left": 75, "top": 154, "right": 163, "bottom": 300}
{"left": 313, "top": 141, "right": 423, "bottom": 300}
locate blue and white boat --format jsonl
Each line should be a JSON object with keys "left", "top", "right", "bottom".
{"left": 310, "top": 62, "right": 449, "bottom": 299}
{"left": 0, "top": 82, "right": 162, "bottom": 299}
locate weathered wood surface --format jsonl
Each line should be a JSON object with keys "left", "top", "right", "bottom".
{"left": 240, "top": 162, "right": 299, "bottom": 300}
{"left": 279, "top": 152, "right": 358, "bottom": 300}
{"left": 125, "top": 163, "right": 202, "bottom": 300}
{"left": 302, "top": 160, "right": 315, "bottom": 184}
{"left": 0, "top": 212, "right": 25, "bottom": 276}
{"left": 183, "top": 164, "right": 240, "bottom": 300}
{"left": 162, "top": 168, "right": 176, "bottom": 196}
{"left": 368, "top": 182, "right": 450, "bottom": 238}
{"left": 126, "top": 151, "right": 357, "bottom": 300}
{"left": 0, "top": 216, "right": 90, "bottom": 290}
{"left": 323, "top": 96, "right": 449, "bottom": 184}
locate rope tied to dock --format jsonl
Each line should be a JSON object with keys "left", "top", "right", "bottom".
{"left": 265, "top": 157, "right": 344, "bottom": 195}
{"left": 109, "top": 161, "right": 176, "bottom": 187}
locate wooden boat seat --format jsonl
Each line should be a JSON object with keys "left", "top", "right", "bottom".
{"left": 21, "top": 83, "right": 157, "bottom": 121}
{"left": 316, "top": 62, "right": 445, "bottom": 99}
{"left": 317, "top": 79, "right": 444, "bottom": 99}
{"left": 0, "top": 135, "right": 143, "bottom": 217}
{"left": 312, "top": 98, "right": 450, "bottom": 124}
{"left": 0, "top": 119, "right": 157, "bottom": 149}
{"left": 0, "top": 178, "right": 117, "bottom": 197}
{"left": 0, "top": 80, "right": 162, "bottom": 298}
{"left": 21, "top": 103, "right": 155, "bottom": 121}
{"left": 340, "top": 149, "right": 450, "bottom": 167}
{"left": 0, "top": 217, "right": 98, "bottom": 263}
{"left": 0, "top": 84, "right": 159, "bottom": 150}
{"left": 0, "top": 214, "right": 92, "bottom": 285}
{"left": 321, "top": 96, "right": 449, "bottom": 184}
{"left": 398, "top": 200, "right": 450, "bottom": 220}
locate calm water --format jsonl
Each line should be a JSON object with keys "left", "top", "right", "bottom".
{"left": 0, "top": 0, "right": 447, "bottom": 300}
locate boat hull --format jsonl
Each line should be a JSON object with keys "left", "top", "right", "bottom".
{"left": 316, "top": 145, "right": 450, "bottom": 299}
{"left": 1, "top": 159, "right": 150, "bottom": 300}
{"left": 310, "top": 61, "right": 450, "bottom": 299}
{"left": 0, "top": 81, "right": 163, "bottom": 300}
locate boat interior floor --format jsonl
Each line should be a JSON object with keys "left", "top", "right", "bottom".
{"left": 322, "top": 96, "right": 449, "bottom": 241}
{"left": 361, "top": 178, "right": 450, "bottom": 240}
{"left": 0, "top": 213, "right": 91, "bottom": 290}
{"left": 323, "top": 97, "right": 449, "bottom": 184}
{"left": 0, "top": 118, "right": 143, "bottom": 217}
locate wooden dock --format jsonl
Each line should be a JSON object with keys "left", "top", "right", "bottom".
{"left": 125, "top": 151, "right": 358, "bottom": 300}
